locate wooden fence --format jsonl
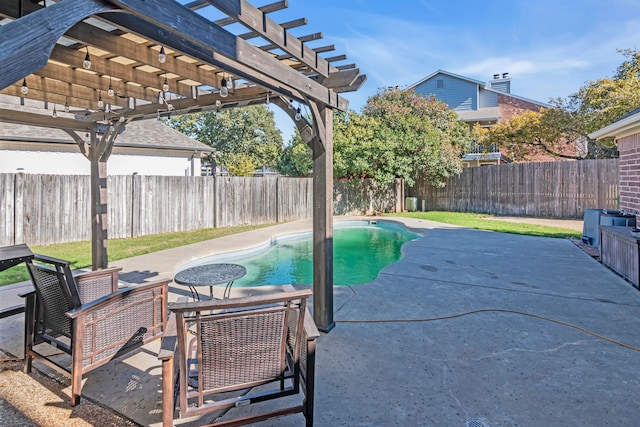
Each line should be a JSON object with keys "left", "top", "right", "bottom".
{"left": 0, "top": 174, "right": 401, "bottom": 246}
{"left": 408, "top": 159, "right": 619, "bottom": 219}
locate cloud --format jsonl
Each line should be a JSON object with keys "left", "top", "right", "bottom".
{"left": 279, "top": 1, "right": 640, "bottom": 109}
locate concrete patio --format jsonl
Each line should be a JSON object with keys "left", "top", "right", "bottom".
{"left": 1, "top": 216, "right": 640, "bottom": 426}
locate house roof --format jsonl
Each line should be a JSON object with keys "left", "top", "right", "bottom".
{"left": 456, "top": 107, "right": 502, "bottom": 122}
{"left": 482, "top": 86, "right": 549, "bottom": 108}
{"left": 0, "top": 108, "right": 212, "bottom": 153}
{"left": 589, "top": 107, "right": 640, "bottom": 140}
{"left": 406, "top": 69, "right": 549, "bottom": 108}
{"left": 461, "top": 151, "right": 511, "bottom": 163}
{"left": 406, "top": 69, "right": 487, "bottom": 90}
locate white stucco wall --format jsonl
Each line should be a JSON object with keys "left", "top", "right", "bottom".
{"left": 0, "top": 145, "right": 202, "bottom": 176}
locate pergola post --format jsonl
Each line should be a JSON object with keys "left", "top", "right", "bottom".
{"left": 312, "top": 106, "right": 334, "bottom": 332}
{"left": 273, "top": 97, "right": 336, "bottom": 331}
{"left": 89, "top": 131, "right": 109, "bottom": 270}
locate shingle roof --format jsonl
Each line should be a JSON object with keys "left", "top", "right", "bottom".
{"left": 114, "top": 119, "right": 213, "bottom": 152}
{"left": 406, "top": 69, "right": 486, "bottom": 90}
{"left": 0, "top": 114, "right": 212, "bottom": 152}
{"left": 456, "top": 107, "right": 502, "bottom": 122}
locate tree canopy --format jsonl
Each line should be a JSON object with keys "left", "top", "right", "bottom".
{"left": 276, "top": 130, "right": 313, "bottom": 177}
{"left": 334, "top": 89, "right": 472, "bottom": 187}
{"left": 168, "top": 105, "right": 283, "bottom": 176}
{"left": 481, "top": 48, "right": 640, "bottom": 161}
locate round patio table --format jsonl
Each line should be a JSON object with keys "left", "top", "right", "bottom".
{"left": 174, "top": 263, "right": 246, "bottom": 300}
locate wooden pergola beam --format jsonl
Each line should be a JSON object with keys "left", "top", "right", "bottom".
{"left": 239, "top": 18, "right": 308, "bottom": 41}
{"left": 63, "top": 21, "right": 224, "bottom": 86}
{"left": 48, "top": 47, "right": 195, "bottom": 99}
{"left": 259, "top": 32, "right": 324, "bottom": 52}
{"left": 0, "top": 108, "right": 97, "bottom": 132}
{"left": 207, "top": 0, "right": 337, "bottom": 77}
{"left": 118, "top": 86, "right": 271, "bottom": 121}
{"left": 99, "top": 11, "right": 345, "bottom": 112}
{"left": 0, "top": 0, "right": 114, "bottom": 90}
{"left": 104, "top": 0, "right": 348, "bottom": 109}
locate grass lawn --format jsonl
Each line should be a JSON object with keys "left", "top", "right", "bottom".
{"left": 388, "top": 211, "right": 582, "bottom": 239}
{"left": 0, "top": 224, "right": 271, "bottom": 286}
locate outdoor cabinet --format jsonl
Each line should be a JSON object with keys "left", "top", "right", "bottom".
{"left": 600, "top": 225, "right": 640, "bottom": 289}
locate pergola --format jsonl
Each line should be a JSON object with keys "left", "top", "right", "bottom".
{"left": 0, "top": 0, "right": 365, "bottom": 332}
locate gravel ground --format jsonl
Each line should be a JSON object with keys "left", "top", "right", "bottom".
{"left": 0, "top": 351, "right": 137, "bottom": 427}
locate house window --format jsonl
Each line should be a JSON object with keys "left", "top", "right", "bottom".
{"left": 436, "top": 79, "right": 444, "bottom": 89}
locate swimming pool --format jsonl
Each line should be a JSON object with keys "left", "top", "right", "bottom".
{"left": 184, "top": 221, "right": 421, "bottom": 287}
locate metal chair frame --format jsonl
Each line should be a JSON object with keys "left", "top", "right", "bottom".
{"left": 158, "top": 288, "right": 320, "bottom": 427}
{"left": 22, "top": 254, "right": 169, "bottom": 406}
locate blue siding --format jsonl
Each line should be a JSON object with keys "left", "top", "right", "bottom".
{"left": 479, "top": 88, "right": 498, "bottom": 108}
{"left": 489, "top": 80, "right": 510, "bottom": 94}
{"left": 414, "top": 75, "right": 478, "bottom": 111}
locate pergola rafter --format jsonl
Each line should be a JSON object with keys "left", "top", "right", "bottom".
{"left": 0, "top": 0, "right": 365, "bottom": 332}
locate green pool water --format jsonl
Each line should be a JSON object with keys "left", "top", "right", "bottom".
{"left": 198, "top": 221, "right": 420, "bottom": 287}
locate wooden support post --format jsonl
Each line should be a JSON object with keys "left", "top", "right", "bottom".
{"left": 89, "top": 131, "right": 109, "bottom": 270}
{"left": 272, "top": 96, "right": 336, "bottom": 332}
{"left": 311, "top": 106, "right": 334, "bottom": 332}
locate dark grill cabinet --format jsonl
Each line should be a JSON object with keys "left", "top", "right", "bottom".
{"left": 600, "top": 226, "right": 640, "bottom": 289}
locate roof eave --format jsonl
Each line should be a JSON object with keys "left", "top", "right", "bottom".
{"left": 589, "top": 112, "right": 640, "bottom": 140}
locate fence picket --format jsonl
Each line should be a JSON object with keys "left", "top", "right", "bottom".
{"left": 409, "top": 159, "right": 619, "bottom": 218}
{"left": 0, "top": 175, "right": 399, "bottom": 246}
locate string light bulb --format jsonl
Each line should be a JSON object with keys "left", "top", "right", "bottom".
{"left": 219, "top": 76, "right": 228, "bottom": 97}
{"left": 107, "top": 76, "right": 114, "bottom": 97}
{"left": 20, "top": 78, "right": 28, "bottom": 95}
{"left": 97, "top": 91, "right": 104, "bottom": 109}
{"left": 83, "top": 47, "right": 91, "bottom": 70}
{"left": 215, "top": 99, "right": 221, "bottom": 108}
{"left": 158, "top": 46, "right": 167, "bottom": 64}
{"left": 52, "top": 105, "right": 58, "bottom": 118}
{"left": 64, "top": 97, "right": 70, "bottom": 113}
{"left": 295, "top": 105, "right": 301, "bottom": 121}
{"left": 162, "top": 73, "right": 169, "bottom": 92}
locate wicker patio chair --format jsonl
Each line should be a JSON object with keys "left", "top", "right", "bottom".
{"left": 158, "top": 287, "right": 320, "bottom": 427}
{"left": 22, "top": 254, "right": 169, "bottom": 406}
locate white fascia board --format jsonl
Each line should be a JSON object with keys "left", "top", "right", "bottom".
{"left": 589, "top": 112, "right": 640, "bottom": 140}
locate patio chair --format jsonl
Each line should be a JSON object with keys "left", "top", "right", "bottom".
{"left": 158, "top": 287, "right": 320, "bottom": 427}
{"left": 22, "top": 254, "right": 169, "bottom": 406}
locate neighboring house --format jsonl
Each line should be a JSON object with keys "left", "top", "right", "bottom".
{"left": 0, "top": 109, "right": 212, "bottom": 176}
{"left": 589, "top": 107, "right": 640, "bottom": 214}
{"left": 406, "top": 70, "right": 551, "bottom": 166}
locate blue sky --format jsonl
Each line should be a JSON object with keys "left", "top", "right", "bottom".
{"left": 256, "top": 0, "right": 640, "bottom": 142}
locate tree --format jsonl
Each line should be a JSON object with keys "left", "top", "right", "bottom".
{"left": 571, "top": 48, "right": 640, "bottom": 133}
{"left": 168, "top": 105, "right": 283, "bottom": 176}
{"left": 334, "top": 89, "right": 472, "bottom": 187}
{"left": 276, "top": 130, "right": 313, "bottom": 177}
{"left": 482, "top": 48, "right": 640, "bottom": 160}
{"left": 482, "top": 109, "right": 587, "bottom": 161}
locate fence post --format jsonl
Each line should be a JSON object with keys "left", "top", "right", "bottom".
{"left": 130, "top": 172, "right": 138, "bottom": 238}
{"left": 13, "top": 171, "right": 24, "bottom": 245}
{"left": 395, "top": 179, "right": 404, "bottom": 213}
{"left": 275, "top": 176, "right": 280, "bottom": 223}
{"left": 213, "top": 176, "right": 218, "bottom": 228}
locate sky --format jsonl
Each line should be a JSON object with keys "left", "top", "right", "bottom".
{"left": 255, "top": 0, "right": 640, "bottom": 143}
